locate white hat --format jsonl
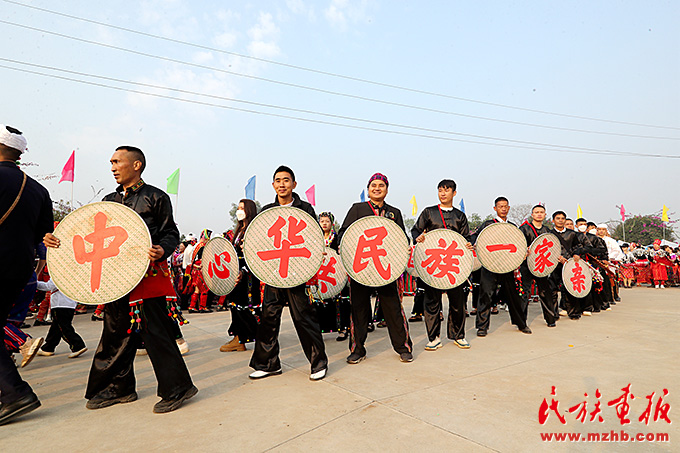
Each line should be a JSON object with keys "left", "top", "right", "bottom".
{"left": 597, "top": 223, "right": 608, "bottom": 230}
{"left": 0, "top": 125, "right": 27, "bottom": 153}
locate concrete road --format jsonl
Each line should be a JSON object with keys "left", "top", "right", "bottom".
{"left": 2, "top": 287, "right": 677, "bottom": 452}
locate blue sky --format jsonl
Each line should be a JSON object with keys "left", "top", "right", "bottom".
{"left": 3, "top": 0, "right": 678, "bottom": 234}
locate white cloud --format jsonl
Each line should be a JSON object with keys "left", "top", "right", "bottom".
{"left": 286, "top": 0, "right": 317, "bottom": 21}
{"left": 247, "top": 12, "right": 281, "bottom": 58}
{"left": 324, "top": 0, "right": 372, "bottom": 30}
{"left": 214, "top": 31, "right": 237, "bottom": 49}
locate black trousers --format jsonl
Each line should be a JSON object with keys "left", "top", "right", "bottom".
{"left": 520, "top": 264, "right": 558, "bottom": 325}
{"left": 551, "top": 263, "right": 581, "bottom": 318}
{"left": 349, "top": 280, "right": 412, "bottom": 356}
{"left": 85, "top": 296, "right": 194, "bottom": 400}
{"left": 422, "top": 282, "right": 466, "bottom": 341}
{"left": 0, "top": 269, "right": 34, "bottom": 404}
{"left": 411, "top": 279, "right": 425, "bottom": 316}
{"left": 42, "top": 307, "right": 86, "bottom": 353}
{"left": 250, "top": 285, "right": 328, "bottom": 374}
{"left": 476, "top": 268, "right": 527, "bottom": 332}
{"left": 469, "top": 269, "right": 482, "bottom": 309}
{"left": 228, "top": 306, "right": 259, "bottom": 343}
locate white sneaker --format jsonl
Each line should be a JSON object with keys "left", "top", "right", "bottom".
{"left": 176, "top": 338, "right": 190, "bottom": 355}
{"left": 310, "top": 369, "right": 327, "bottom": 381}
{"left": 655, "top": 284, "right": 659, "bottom": 288}
{"left": 68, "top": 347, "right": 88, "bottom": 358}
{"left": 454, "top": 338, "right": 471, "bottom": 349}
{"left": 660, "top": 285, "right": 665, "bottom": 289}
{"left": 249, "top": 369, "right": 282, "bottom": 379}
{"left": 425, "top": 337, "right": 442, "bottom": 351}
{"left": 37, "top": 348, "right": 54, "bottom": 357}
{"left": 582, "top": 311, "right": 592, "bottom": 316}
{"left": 559, "top": 309, "right": 568, "bottom": 317}
{"left": 605, "top": 307, "right": 612, "bottom": 311}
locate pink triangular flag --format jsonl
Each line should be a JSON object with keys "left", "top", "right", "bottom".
{"left": 305, "top": 184, "right": 316, "bottom": 206}
{"left": 59, "top": 150, "right": 75, "bottom": 183}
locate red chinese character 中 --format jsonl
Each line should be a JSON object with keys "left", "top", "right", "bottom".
{"left": 353, "top": 226, "right": 390, "bottom": 280}
{"left": 607, "top": 384, "right": 635, "bottom": 425}
{"left": 207, "top": 251, "right": 231, "bottom": 279}
{"left": 73, "top": 212, "right": 129, "bottom": 292}
{"left": 533, "top": 237, "right": 555, "bottom": 274}
{"left": 317, "top": 257, "right": 338, "bottom": 293}
{"left": 421, "top": 238, "right": 464, "bottom": 285}
{"left": 256, "top": 215, "right": 311, "bottom": 278}
{"left": 639, "top": 389, "right": 671, "bottom": 425}
{"left": 538, "top": 386, "right": 567, "bottom": 425}
{"left": 570, "top": 262, "right": 587, "bottom": 293}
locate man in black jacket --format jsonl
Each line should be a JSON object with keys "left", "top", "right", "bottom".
{"left": 470, "top": 197, "right": 531, "bottom": 337}
{"left": 0, "top": 125, "right": 53, "bottom": 425}
{"left": 45, "top": 146, "right": 196, "bottom": 413}
{"left": 338, "top": 173, "right": 413, "bottom": 364}
{"left": 411, "top": 179, "right": 473, "bottom": 350}
{"left": 575, "top": 222, "right": 611, "bottom": 314}
{"left": 249, "top": 165, "right": 328, "bottom": 381}
{"left": 550, "top": 211, "right": 585, "bottom": 320}
{"left": 518, "top": 205, "right": 559, "bottom": 327}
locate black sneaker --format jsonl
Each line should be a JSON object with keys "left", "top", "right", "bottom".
{"left": 0, "top": 392, "right": 41, "bottom": 426}
{"left": 346, "top": 352, "right": 366, "bottom": 364}
{"left": 519, "top": 326, "right": 532, "bottom": 334}
{"left": 33, "top": 319, "right": 51, "bottom": 327}
{"left": 477, "top": 329, "right": 487, "bottom": 337}
{"left": 399, "top": 352, "right": 414, "bottom": 363}
{"left": 86, "top": 392, "right": 138, "bottom": 410}
{"left": 152, "top": 386, "right": 198, "bottom": 414}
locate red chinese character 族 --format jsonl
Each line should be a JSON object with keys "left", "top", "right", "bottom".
{"left": 486, "top": 243, "right": 517, "bottom": 253}
{"left": 589, "top": 389, "right": 605, "bottom": 423}
{"left": 533, "top": 237, "right": 555, "bottom": 273}
{"left": 421, "top": 238, "right": 464, "bottom": 285}
{"left": 568, "top": 390, "right": 604, "bottom": 424}
{"left": 639, "top": 389, "right": 672, "bottom": 425}
{"left": 73, "top": 211, "right": 129, "bottom": 292}
{"left": 257, "top": 215, "right": 311, "bottom": 278}
{"left": 353, "top": 226, "right": 391, "bottom": 280}
{"left": 607, "top": 383, "right": 635, "bottom": 425}
{"left": 317, "top": 256, "right": 338, "bottom": 293}
{"left": 538, "top": 386, "right": 567, "bottom": 425}
{"left": 207, "top": 251, "right": 231, "bottom": 280}
{"left": 570, "top": 262, "right": 587, "bottom": 293}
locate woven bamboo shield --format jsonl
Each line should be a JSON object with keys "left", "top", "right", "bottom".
{"left": 527, "top": 233, "right": 561, "bottom": 278}
{"left": 472, "top": 250, "right": 482, "bottom": 272}
{"left": 475, "top": 222, "right": 526, "bottom": 274}
{"left": 562, "top": 258, "right": 592, "bottom": 298}
{"left": 406, "top": 245, "right": 418, "bottom": 277}
{"left": 340, "top": 216, "right": 409, "bottom": 287}
{"left": 46, "top": 201, "right": 151, "bottom": 305}
{"left": 314, "top": 247, "right": 349, "bottom": 299}
{"left": 413, "top": 229, "right": 473, "bottom": 289}
{"left": 201, "top": 236, "right": 239, "bottom": 296}
{"left": 243, "top": 206, "right": 324, "bottom": 288}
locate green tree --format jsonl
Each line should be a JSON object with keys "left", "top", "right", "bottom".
{"left": 611, "top": 214, "right": 676, "bottom": 244}
{"left": 404, "top": 217, "right": 415, "bottom": 234}
{"left": 468, "top": 213, "right": 494, "bottom": 231}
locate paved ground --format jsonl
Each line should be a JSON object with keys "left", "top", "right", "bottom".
{"left": 2, "top": 287, "right": 677, "bottom": 452}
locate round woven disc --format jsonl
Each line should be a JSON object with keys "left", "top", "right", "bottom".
{"left": 472, "top": 250, "right": 482, "bottom": 272}
{"left": 340, "top": 216, "right": 409, "bottom": 287}
{"left": 243, "top": 206, "right": 324, "bottom": 288}
{"left": 527, "top": 233, "right": 561, "bottom": 278}
{"left": 406, "top": 245, "right": 417, "bottom": 277}
{"left": 46, "top": 201, "right": 151, "bottom": 305}
{"left": 475, "top": 222, "right": 526, "bottom": 274}
{"left": 562, "top": 258, "right": 593, "bottom": 298}
{"left": 413, "top": 229, "right": 473, "bottom": 289}
{"left": 315, "top": 247, "right": 349, "bottom": 299}
{"left": 202, "top": 236, "right": 239, "bottom": 296}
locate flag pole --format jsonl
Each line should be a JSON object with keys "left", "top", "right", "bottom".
{"left": 70, "top": 181, "right": 74, "bottom": 212}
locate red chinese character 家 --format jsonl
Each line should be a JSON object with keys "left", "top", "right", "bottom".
{"left": 256, "top": 215, "right": 311, "bottom": 278}
{"left": 533, "top": 237, "right": 555, "bottom": 274}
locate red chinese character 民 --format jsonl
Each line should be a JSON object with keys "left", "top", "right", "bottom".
{"left": 533, "top": 237, "right": 555, "bottom": 274}
{"left": 256, "top": 215, "right": 311, "bottom": 278}
{"left": 570, "top": 262, "right": 586, "bottom": 293}
{"left": 639, "top": 389, "right": 671, "bottom": 425}
{"left": 486, "top": 243, "right": 518, "bottom": 253}
{"left": 353, "top": 226, "right": 390, "bottom": 280}
{"left": 73, "top": 212, "right": 129, "bottom": 292}
{"left": 538, "top": 386, "right": 567, "bottom": 425}
{"left": 208, "top": 251, "right": 231, "bottom": 279}
{"left": 421, "top": 238, "right": 464, "bottom": 285}
{"left": 607, "top": 384, "right": 635, "bottom": 425}
{"left": 317, "top": 257, "right": 338, "bottom": 293}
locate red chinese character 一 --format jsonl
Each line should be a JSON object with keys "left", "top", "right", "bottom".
{"left": 421, "top": 238, "right": 464, "bottom": 285}
{"left": 256, "top": 215, "right": 311, "bottom": 278}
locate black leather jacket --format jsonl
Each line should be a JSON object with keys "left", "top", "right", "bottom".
{"left": 338, "top": 201, "right": 405, "bottom": 244}
{"left": 103, "top": 179, "right": 179, "bottom": 261}
{"left": 549, "top": 228, "right": 584, "bottom": 259}
{"left": 411, "top": 205, "right": 470, "bottom": 242}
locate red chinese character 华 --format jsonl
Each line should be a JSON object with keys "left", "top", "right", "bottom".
{"left": 256, "top": 215, "right": 311, "bottom": 278}
{"left": 421, "top": 238, "right": 464, "bottom": 285}
{"left": 538, "top": 386, "right": 567, "bottom": 425}
{"left": 639, "top": 389, "right": 671, "bottom": 425}
{"left": 607, "top": 383, "right": 635, "bottom": 425}
{"left": 317, "top": 257, "right": 338, "bottom": 293}
{"left": 353, "top": 226, "right": 390, "bottom": 280}
{"left": 73, "top": 211, "right": 129, "bottom": 292}
{"left": 570, "top": 262, "right": 586, "bottom": 293}
{"left": 208, "top": 251, "right": 231, "bottom": 279}
{"left": 533, "top": 237, "right": 555, "bottom": 274}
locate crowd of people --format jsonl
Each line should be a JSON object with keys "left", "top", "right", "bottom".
{"left": 1, "top": 124, "right": 675, "bottom": 426}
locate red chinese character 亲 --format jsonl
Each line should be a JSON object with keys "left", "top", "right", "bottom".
{"left": 421, "top": 238, "right": 464, "bottom": 285}
{"left": 607, "top": 384, "right": 635, "bottom": 425}
{"left": 73, "top": 212, "right": 129, "bottom": 292}
{"left": 570, "top": 262, "right": 587, "bottom": 293}
{"left": 639, "top": 389, "right": 671, "bottom": 425}
{"left": 208, "top": 251, "right": 231, "bottom": 279}
{"left": 533, "top": 237, "right": 555, "bottom": 274}
{"left": 256, "top": 215, "right": 311, "bottom": 278}
{"left": 486, "top": 243, "right": 518, "bottom": 253}
{"left": 317, "top": 257, "right": 338, "bottom": 293}
{"left": 538, "top": 386, "right": 567, "bottom": 425}
{"left": 353, "top": 226, "right": 390, "bottom": 280}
